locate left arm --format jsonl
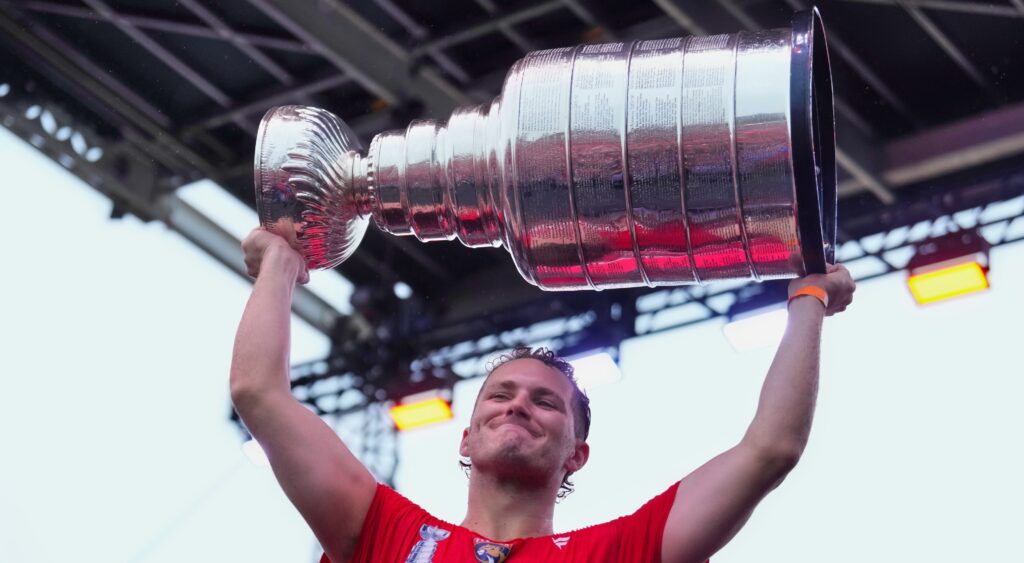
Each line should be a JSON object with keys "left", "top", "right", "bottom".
{"left": 661, "top": 264, "right": 855, "bottom": 563}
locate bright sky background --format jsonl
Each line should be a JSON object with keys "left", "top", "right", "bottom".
{"left": 1, "top": 124, "right": 1022, "bottom": 562}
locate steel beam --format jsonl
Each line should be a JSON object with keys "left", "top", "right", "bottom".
{"left": 561, "top": 0, "right": 619, "bottom": 41}
{"left": 248, "top": 0, "right": 472, "bottom": 119}
{"left": 0, "top": 94, "right": 342, "bottom": 334}
{"left": 1014, "top": 0, "right": 1024, "bottom": 17}
{"left": 177, "top": 0, "right": 295, "bottom": 86}
{"left": 21, "top": 0, "right": 311, "bottom": 53}
{"left": 0, "top": 5, "right": 219, "bottom": 179}
{"left": 414, "top": 0, "right": 565, "bottom": 55}
{"left": 473, "top": 0, "right": 539, "bottom": 53}
{"left": 839, "top": 100, "right": 1024, "bottom": 196}
{"left": 782, "top": 0, "right": 920, "bottom": 127}
{"left": 0, "top": 7, "right": 357, "bottom": 334}
{"left": 288, "top": 181, "right": 1024, "bottom": 412}
{"left": 80, "top": 0, "right": 231, "bottom": 107}
{"left": 78, "top": 0, "right": 262, "bottom": 136}
{"left": 372, "top": 0, "right": 472, "bottom": 85}
{"left": 182, "top": 74, "right": 353, "bottom": 135}
{"left": 839, "top": 0, "right": 1022, "bottom": 19}
{"left": 897, "top": 1, "right": 1003, "bottom": 104}
{"left": 658, "top": 0, "right": 895, "bottom": 204}
{"left": 649, "top": 0, "right": 707, "bottom": 35}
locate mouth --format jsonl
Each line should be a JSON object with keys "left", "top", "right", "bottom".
{"left": 492, "top": 419, "right": 541, "bottom": 438}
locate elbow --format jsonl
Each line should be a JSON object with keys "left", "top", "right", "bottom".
{"left": 229, "top": 370, "right": 290, "bottom": 416}
{"left": 229, "top": 371, "right": 262, "bottom": 413}
{"left": 228, "top": 368, "right": 248, "bottom": 402}
{"left": 744, "top": 438, "right": 804, "bottom": 479}
{"left": 770, "top": 446, "right": 802, "bottom": 474}
{"left": 229, "top": 380, "right": 252, "bottom": 414}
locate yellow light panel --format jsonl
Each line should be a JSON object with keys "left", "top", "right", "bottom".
{"left": 389, "top": 398, "right": 453, "bottom": 431}
{"left": 908, "top": 261, "right": 989, "bottom": 305}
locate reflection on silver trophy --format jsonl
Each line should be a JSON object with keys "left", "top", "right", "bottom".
{"left": 254, "top": 9, "right": 836, "bottom": 291}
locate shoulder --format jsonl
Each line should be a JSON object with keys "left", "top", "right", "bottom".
{"left": 344, "top": 484, "right": 457, "bottom": 563}
{"left": 560, "top": 481, "right": 683, "bottom": 560}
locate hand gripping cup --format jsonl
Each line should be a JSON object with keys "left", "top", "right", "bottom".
{"left": 255, "top": 9, "right": 836, "bottom": 291}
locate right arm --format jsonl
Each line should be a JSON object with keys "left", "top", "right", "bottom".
{"left": 230, "top": 229, "right": 376, "bottom": 563}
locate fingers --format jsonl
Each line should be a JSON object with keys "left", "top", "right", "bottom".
{"left": 826, "top": 262, "right": 849, "bottom": 275}
{"left": 244, "top": 256, "right": 260, "bottom": 279}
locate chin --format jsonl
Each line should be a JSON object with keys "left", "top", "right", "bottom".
{"left": 482, "top": 445, "right": 553, "bottom": 482}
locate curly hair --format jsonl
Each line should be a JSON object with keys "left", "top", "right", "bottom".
{"left": 460, "top": 346, "right": 592, "bottom": 499}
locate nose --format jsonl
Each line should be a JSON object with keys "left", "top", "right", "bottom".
{"left": 505, "top": 391, "right": 532, "bottom": 420}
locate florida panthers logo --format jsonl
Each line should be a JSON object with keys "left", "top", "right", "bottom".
{"left": 473, "top": 538, "right": 512, "bottom": 563}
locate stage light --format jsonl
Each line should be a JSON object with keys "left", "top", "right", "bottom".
{"left": 568, "top": 349, "right": 623, "bottom": 391}
{"left": 558, "top": 325, "right": 626, "bottom": 390}
{"left": 907, "top": 229, "right": 990, "bottom": 305}
{"left": 389, "top": 396, "right": 453, "bottom": 431}
{"left": 723, "top": 281, "right": 789, "bottom": 352}
{"left": 40, "top": 110, "right": 57, "bottom": 134}
{"left": 393, "top": 281, "right": 413, "bottom": 299}
{"left": 84, "top": 146, "right": 104, "bottom": 162}
{"left": 909, "top": 260, "right": 989, "bottom": 304}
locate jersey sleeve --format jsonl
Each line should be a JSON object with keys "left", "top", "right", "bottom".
{"left": 613, "top": 480, "right": 682, "bottom": 563}
{"left": 320, "top": 483, "right": 429, "bottom": 563}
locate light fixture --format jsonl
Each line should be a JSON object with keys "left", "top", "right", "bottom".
{"left": 907, "top": 228, "right": 990, "bottom": 305}
{"left": 389, "top": 393, "right": 454, "bottom": 431}
{"left": 722, "top": 281, "right": 789, "bottom": 352}
{"left": 567, "top": 349, "right": 623, "bottom": 391}
{"left": 557, "top": 325, "right": 626, "bottom": 391}
{"left": 393, "top": 281, "right": 413, "bottom": 299}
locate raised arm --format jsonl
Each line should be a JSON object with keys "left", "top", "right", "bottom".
{"left": 230, "top": 228, "right": 376, "bottom": 563}
{"left": 661, "top": 264, "right": 856, "bottom": 563}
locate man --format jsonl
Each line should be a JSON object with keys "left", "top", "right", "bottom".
{"left": 231, "top": 228, "right": 856, "bottom": 562}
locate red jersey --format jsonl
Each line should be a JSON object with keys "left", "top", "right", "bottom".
{"left": 322, "top": 481, "right": 683, "bottom": 562}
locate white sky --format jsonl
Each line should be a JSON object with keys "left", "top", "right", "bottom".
{"left": 1, "top": 125, "right": 1022, "bottom": 562}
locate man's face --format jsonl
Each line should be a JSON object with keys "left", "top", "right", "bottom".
{"left": 459, "top": 358, "right": 588, "bottom": 487}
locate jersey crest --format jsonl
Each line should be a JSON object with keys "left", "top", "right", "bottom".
{"left": 552, "top": 535, "right": 570, "bottom": 549}
{"left": 473, "top": 538, "right": 513, "bottom": 563}
{"left": 403, "top": 524, "right": 451, "bottom": 563}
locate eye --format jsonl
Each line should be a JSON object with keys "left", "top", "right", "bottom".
{"left": 490, "top": 392, "right": 509, "bottom": 400}
{"left": 535, "top": 399, "right": 555, "bottom": 409}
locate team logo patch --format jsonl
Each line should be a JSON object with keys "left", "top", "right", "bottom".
{"left": 552, "top": 535, "right": 570, "bottom": 549}
{"left": 403, "top": 524, "right": 450, "bottom": 563}
{"left": 473, "top": 538, "right": 513, "bottom": 563}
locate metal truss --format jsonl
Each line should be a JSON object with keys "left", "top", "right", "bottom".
{"left": 284, "top": 181, "right": 1024, "bottom": 419}
{"left": 3, "top": 0, "right": 1022, "bottom": 441}
{"left": 334, "top": 404, "right": 400, "bottom": 487}
{"left": 12, "top": 0, "right": 1009, "bottom": 210}
{"left": 840, "top": 0, "right": 1024, "bottom": 19}
{"left": 0, "top": 72, "right": 345, "bottom": 334}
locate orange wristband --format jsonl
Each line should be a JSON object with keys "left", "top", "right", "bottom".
{"left": 788, "top": 285, "right": 829, "bottom": 309}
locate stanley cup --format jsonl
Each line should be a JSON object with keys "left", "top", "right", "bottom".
{"left": 255, "top": 9, "right": 836, "bottom": 291}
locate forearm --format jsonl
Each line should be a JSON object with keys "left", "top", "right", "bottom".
{"left": 742, "top": 297, "right": 826, "bottom": 459}
{"left": 229, "top": 248, "right": 303, "bottom": 404}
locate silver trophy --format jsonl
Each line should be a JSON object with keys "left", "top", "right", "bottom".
{"left": 255, "top": 9, "right": 835, "bottom": 291}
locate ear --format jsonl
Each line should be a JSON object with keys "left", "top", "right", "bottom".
{"left": 459, "top": 427, "right": 471, "bottom": 458}
{"left": 564, "top": 441, "right": 590, "bottom": 474}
